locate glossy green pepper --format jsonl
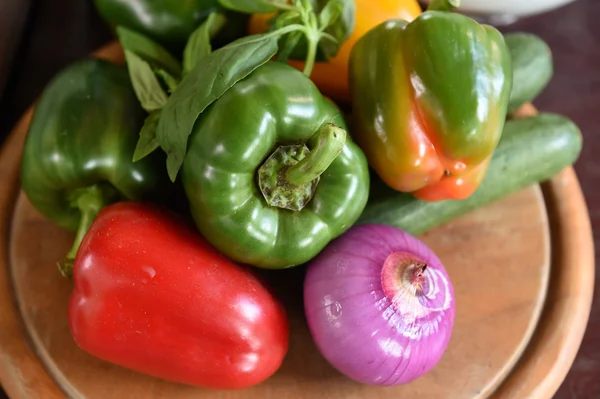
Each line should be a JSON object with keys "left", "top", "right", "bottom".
{"left": 20, "top": 58, "right": 170, "bottom": 276}
{"left": 93, "top": 0, "right": 246, "bottom": 52}
{"left": 349, "top": 0, "right": 512, "bottom": 201}
{"left": 181, "top": 62, "right": 370, "bottom": 269}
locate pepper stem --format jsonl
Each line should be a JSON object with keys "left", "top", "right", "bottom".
{"left": 427, "top": 0, "right": 460, "bottom": 12}
{"left": 257, "top": 123, "right": 347, "bottom": 212}
{"left": 57, "top": 184, "right": 118, "bottom": 278}
{"left": 286, "top": 123, "right": 346, "bottom": 186}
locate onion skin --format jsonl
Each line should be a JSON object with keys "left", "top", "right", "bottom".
{"left": 304, "top": 224, "right": 455, "bottom": 386}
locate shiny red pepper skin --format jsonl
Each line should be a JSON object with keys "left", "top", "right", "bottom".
{"left": 68, "top": 202, "right": 289, "bottom": 389}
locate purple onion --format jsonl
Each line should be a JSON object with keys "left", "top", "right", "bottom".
{"left": 304, "top": 224, "right": 455, "bottom": 386}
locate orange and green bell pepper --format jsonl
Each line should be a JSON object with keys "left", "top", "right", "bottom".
{"left": 349, "top": 0, "right": 512, "bottom": 201}
{"left": 248, "top": 0, "right": 423, "bottom": 102}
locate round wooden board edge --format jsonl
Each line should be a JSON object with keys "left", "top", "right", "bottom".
{"left": 0, "top": 42, "right": 594, "bottom": 399}
{"left": 489, "top": 103, "right": 595, "bottom": 398}
{"left": 491, "top": 168, "right": 595, "bottom": 398}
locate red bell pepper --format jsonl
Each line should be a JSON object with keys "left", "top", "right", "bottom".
{"left": 68, "top": 202, "right": 289, "bottom": 389}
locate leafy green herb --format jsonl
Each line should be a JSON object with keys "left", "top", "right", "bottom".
{"left": 218, "top": 0, "right": 292, "bottom": 13}
{"left": 124, "top": 50, "right": 168, "bottom": 112}
{"left": 231, "top": 0, "right": 353, "bottom": 67}
{"left": 273, "top": 10, "right": 302, "bottom": 28}
{"left": 156, "top": 34, "right": 280, "bottom": 181}
{"left": 183, "top": 12, "right": 228, "bottom": 76}
{"left": 277, "top": 30, "right": 303, "bottom": 63}
{"left": 318, "top": 0, "right": 343, "bottom": 30}
{"left": 116, "top": 26, "right": 182, "bottom": 77}
{"left": 133, "top": 110, "right": 161, "bottom": 162}
{"left": 317, "top": 0, "right": 354, "bottom": 59}
{"left": 154, "top": 68, "right": 179, "bottom": 93}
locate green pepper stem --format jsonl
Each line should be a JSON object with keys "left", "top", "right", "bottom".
{"left": 57, "top": 185, "right": 118, "bottom": 278}
{"left": 427, "top": 0, "right": 460, "bottom": 12}
{"left": 286, "top": 123, "right": 347, "bottom": 186}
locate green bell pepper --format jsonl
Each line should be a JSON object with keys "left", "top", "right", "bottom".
{"left": 181, "top": 62, "right": 370, "bottom": 269}
{"left": 349, "top": 0, "right": 512, "bottom": 202}
{"left": 20, "top": 58, "right": 170, "bottom": 276}
{"left": 93, "top": 0, "right": 246, "bottom": 52}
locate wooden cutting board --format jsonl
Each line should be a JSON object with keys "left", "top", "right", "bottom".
{"left": 0, "top": 42, "right": 594, "bottom": 399}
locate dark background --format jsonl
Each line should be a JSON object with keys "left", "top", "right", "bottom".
{"left": 0, "top": 0, "right": 598, "bottom": 397}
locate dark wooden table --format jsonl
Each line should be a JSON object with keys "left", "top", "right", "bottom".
{"left": 0, "top": 0, "right": 597, "bottom": 397}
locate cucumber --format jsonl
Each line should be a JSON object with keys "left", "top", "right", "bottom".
{"left": 506, "top": 32, "right": 553, "bottom": 113}
{"left": 358, "top": 113, "right": 582, "bottom": 235}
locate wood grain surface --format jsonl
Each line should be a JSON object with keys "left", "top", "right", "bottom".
{"left": 7, "top": 184, "right": 548, "bottom": 399}
{"left": 0, "top": 42, "right": 594, "bottom": 398}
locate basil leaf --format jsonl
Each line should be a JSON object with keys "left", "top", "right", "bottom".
{"left": 133, "top": 110, "right": 161, "bottom": 162}
{"left": 318, "top": 0, "right": 343, "bottom": 30}
{"left": 183, "top": 12, "right": 227, "bottom": 76}
{"left": 116, "top": 26, "right": 182, "bottom": 77}
{"left": 273, "top": 0, "right": 354, "bottom": 62}
{"left": 272, "top": 10, "right": 302, "bottom": 29}
{"left": 218, "top": 0, "right": 286, "bottom": 13}
{"left": 154, "top": 68, "right": 179, "bottom": 93}
{"left": 156, "top": 34, "right": 279, "bottom": 181}
{"left": 124, "top": 50, "right": 168, "bottom": 112}
{"left": 277, "top": 31, "right": 303, "bottom": 63}
{"left": 318, "top": 0, "right": 355, "bottom": 58}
